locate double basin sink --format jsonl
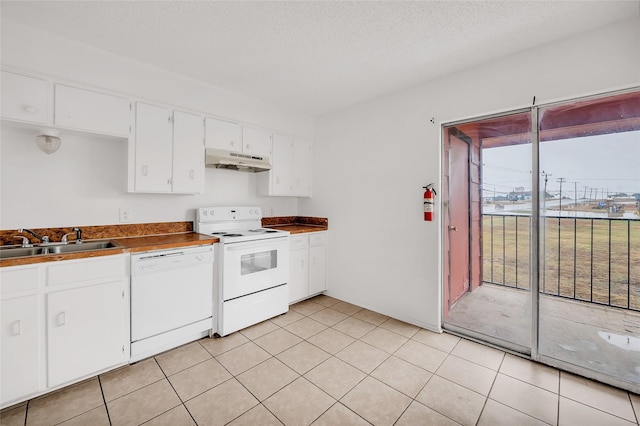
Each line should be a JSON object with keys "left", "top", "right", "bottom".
{"left": 0, "top": 241, "right": 121, "bottom": 260}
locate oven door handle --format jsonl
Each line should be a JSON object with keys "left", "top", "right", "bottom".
{"left": 225, "top": 238, "right": 287, "bottom": 251}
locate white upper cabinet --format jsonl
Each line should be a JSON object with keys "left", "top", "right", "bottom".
{"left": 242, "top": 126, "right": 272, "bottom": 158}
{"left": 1, "top": 71, "right": 51, "bottom": 125}
{"left": 54, "top": 84, "right": 130, "bottom": 136}
{"left": 205, "top": 117, "right": 242, "bottom": 152}
{"left": 258, "top": 135, "right": 313, "bottom": 197}
{"left": 132, "top": 102, "right": 204, "bottom": 194}
{"left": 293, "top": 138, "right": 312, "bottom": 197}
{"left": 271, "top": 133, "right": 295, "bottom": 195}
{"left": 172, "top": 110, "right": 205, "bottom": 194}
{"left": 133, "top": 102, "right": 173, "bottom": 193}
{"left": 205, "top": 118, "right": 271, "bottom": 158}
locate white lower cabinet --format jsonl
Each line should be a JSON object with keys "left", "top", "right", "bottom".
{"left": 0, "top": 254, "right": 129, "bottom": 408}
{"left": 47, "top": 280, "right": 127, "bottom": 388}
{"left": 1, "top": 295, "right": 40, "bottom": 404}
{"left": 289, "top": 231, "right": 328, "bottom": 304}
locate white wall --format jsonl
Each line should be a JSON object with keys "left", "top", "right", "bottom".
{"left": 0, "top": 19, "right": 314, "bottom": 229}
{"left": 301, "top": 17, "right": 640, "bottom": 331}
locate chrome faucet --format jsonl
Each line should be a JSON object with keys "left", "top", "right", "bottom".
{"left": 18, "top": 228, "right": 49, "bottom": 244}
{"left": 61, "top": 227, "right": 83, "bottom": 244}
{"left": 13, "top": 235, "right": 32, "bottom": 247}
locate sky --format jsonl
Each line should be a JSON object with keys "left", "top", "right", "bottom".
{"left": 482, "top": 130, "right": 640, "bottom": 199}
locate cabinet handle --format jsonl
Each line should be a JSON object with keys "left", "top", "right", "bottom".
{"left": 230, "top": 140, "right": 236, "bottom": 147}
{"left": 23, "top": 106, "right": 37, "bottom": 114}
{"left": 246, "top": 144, "right": 252, "bottom": 149}
{"left": 57, "top": 311, "right": 66, "bottom": 327}
{"left": 167, "top": 178, "right": 172, "bottom": 185}
{"left": 189, "top": 169, "right": 195, "bottom": 180}
{"left": 12, "top": 320, "right": 22, "bottom": 336}
{"left": 141, "top": 165, "right": 148, "bottom": 176}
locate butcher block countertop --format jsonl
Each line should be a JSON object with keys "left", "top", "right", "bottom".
{"left": 262, "top": 216, "right": 328, "bottom": 234}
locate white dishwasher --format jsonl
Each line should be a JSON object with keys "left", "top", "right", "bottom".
{"left": 130, "top": 245, "right": 214, "bottom": 362}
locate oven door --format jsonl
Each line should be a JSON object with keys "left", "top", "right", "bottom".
{"left": 222, "top": 236, "right": 289, "bottom": 300}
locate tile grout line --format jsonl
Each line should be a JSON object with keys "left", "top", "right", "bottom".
{"left": 97, "top": 375, "right": 113, "bottom": 426}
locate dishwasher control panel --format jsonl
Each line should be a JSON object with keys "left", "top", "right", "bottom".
{"left": 131, "top": 245, "right": 214, "bottom": 276}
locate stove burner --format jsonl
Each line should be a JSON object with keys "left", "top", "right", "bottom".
{"left": 264, "top": 230, "right": 278, "bottom": 233}
{"left": 222, "top": 233, "right": 243, "bottom": 237}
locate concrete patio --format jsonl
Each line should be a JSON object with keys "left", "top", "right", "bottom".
{"left": 445, "top": 283, "right": 640, "bottom": 386}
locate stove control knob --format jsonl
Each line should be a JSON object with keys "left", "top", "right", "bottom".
{"left": 209, "top": 210, "right": 215, "bottom": 216}
{"left": 202, "top": 210, "right": 208, "bottom": 216}
{"left": 249, "top": 209, "right": 255, "bottom": 215}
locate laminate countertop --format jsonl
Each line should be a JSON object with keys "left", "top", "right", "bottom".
{"left": 262, "top": 216, "right": 328, "bottom": 234}
{"left": 0, "top": 232, "right": 218, "bottom": 267}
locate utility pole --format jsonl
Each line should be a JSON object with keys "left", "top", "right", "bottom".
{"left": 557, "top": 177, "right": 566, "bottom": 211}
{"left": 542, "top": 170, "right": 551, "bottom": 202}
{"left": 574, "top": 182, "right": 578, "bottom": 207}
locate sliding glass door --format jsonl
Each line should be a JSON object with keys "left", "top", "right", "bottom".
{"left": 536, "top": 92, "right": 640, "bottom": 390}
{"left": 442, "top": 111, "right": 533, "bottom": 355}
{"left": 442, "top": 88, "right": 640, "bottom": 393}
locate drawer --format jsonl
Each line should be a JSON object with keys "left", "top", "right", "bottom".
{"left": 1, "top": 265, "right": 40, "bottom": 295}
{"left": 47, "top": 255, "right": 127, "bottom": 287}
{"left": 289, "top": 235, "right": 308, "bottom": 249}
{"left": 309, "top": 232, "right": 328, "bottom": 246}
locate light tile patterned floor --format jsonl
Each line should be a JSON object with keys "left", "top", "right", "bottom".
{"left": 2, "top": 295, "right": 639, "bottom": 426}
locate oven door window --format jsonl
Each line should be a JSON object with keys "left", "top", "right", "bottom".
{"left": 241, "top": 250, "right": 277, "bottom": 275}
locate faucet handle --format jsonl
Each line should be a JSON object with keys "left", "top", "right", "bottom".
{"left": 13, "top": 235, "right": 32, "bottom": 247}
{"left": 72, "top": 227, "right": 83, "bottom": 244}
{"left": 61, "top": 232, "right": 75, "bottom": 243}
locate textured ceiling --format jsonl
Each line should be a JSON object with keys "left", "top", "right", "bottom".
{"left": 1, "top": 1, "right": 638, "bottom": 116}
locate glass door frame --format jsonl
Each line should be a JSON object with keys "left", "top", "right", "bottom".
{"left": 441, "top": 86, "right": 640, "bottom": 394}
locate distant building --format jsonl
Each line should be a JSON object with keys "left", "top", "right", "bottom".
{"left": 507, "top": 191, "right": 532, "bottom": 201}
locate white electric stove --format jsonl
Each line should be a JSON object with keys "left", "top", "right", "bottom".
{"left": 196, "top": 207, "right": 289, "bottom": 336}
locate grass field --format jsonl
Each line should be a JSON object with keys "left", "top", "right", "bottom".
{"left": 482, "top": 214, "right": 640, "bottom": 311}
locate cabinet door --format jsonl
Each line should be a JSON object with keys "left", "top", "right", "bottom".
{"left": 54, "top": 85, "right": 130, "bottom": 136}
{"left": 242, "top": 127, "right": 272, "bottom": 158}
{"left": 47, "top": 280, "right": 126, "bottom": 388}
{"left": 172, "top": 110, "right": 204, "bottom": 193}
{"left": 1, "top": 71, "right": 50, "bottom": 124}
{"left": 293, "top": 138, "right": 313, "bottom": 197}
{"left": 308, "top": 244, "right": 327, "bottom": 295}
{"left": 134, "top": 102, "right": 172, "bottom": 192}
{"left": 1, "top": 296, "right": 40, "bottom": 405}
{"left": 289, "top": 248, "right": 308, "bottom": 303}
{"left": 271, "top": 134, "right": 294, "bottom": 196}
{"left": 205, "top": 117, "right": 242, "bottom": 151}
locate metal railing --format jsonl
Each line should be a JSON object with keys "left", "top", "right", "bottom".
{"left": 482, "top": 213, "right": 639, "bottom": 311}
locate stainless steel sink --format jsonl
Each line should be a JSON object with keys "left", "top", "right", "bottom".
{"left": 0, "top": 241, "right": 121, "bottom": 259}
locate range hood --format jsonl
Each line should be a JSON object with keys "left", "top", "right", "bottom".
{"left": 205, "top": 148, "right": 271, "bottom": 173}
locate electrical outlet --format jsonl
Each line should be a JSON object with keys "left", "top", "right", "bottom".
{"left": 119, "top": 208, "right": 132, "bottom": 223}
{"left": 269, "top": 208, "right": 274, "bottom": 216}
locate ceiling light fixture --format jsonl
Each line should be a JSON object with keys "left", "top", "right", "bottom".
{"left": 36, "top": 133, "right": 61, "bottom": 154}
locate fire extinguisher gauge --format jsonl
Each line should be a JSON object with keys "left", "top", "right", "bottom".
{"left": 422, "top": 183, "right": 437, "bottom": 195}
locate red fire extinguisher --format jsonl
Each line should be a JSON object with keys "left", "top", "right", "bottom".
{"left": 423, "top": 184, "right": 436, "bottom": 221}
